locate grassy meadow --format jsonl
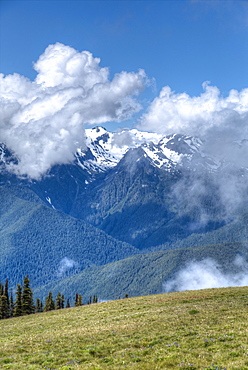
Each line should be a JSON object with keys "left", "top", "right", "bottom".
{"left": 0, "top": 286, "right": 248, "bottom": 369}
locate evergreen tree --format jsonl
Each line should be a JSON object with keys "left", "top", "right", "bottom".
{"left": 93, "top": 295, "right": 98, "bottom": 303}
{"left": 44, "top": 292, "right": 55, "bottom": 312}
{"left": 75, "top": 293, "right": 78, "bottom": 306}
{"left": 66, "top": 298, "right": 70, "bottom": 308}
{"left": 75, "top": 293, "right": 83, "bottom": 306}
{"left": 61, "top": 294, "right": 65, "bottom": 309}
{"left": 22, "top": 275, "right": 35, "bottom": 315}
{"left": 35, "top": 298, "right": 43, "bottom": 313}
{"left": 55, "top": 292, "right": 62, "bottom": 309}
{"left": 0, "top": 294, "right": 8, "bottom": 320}
{"left": 0, "top": 279, "right": 11, "bottom": 319}
{"left": 14, "top": 284, "right": 22, "bottom": 317}
{"left": 9, "top": 290, "right": 14, "bottom": 318}
{"left": 78, "top": 295, "right": 83, "bottom": 306}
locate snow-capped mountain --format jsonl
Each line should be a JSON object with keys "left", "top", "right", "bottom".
{"left": 0, "top": 126, "right": 244, "bottom": 250}
{"left": 75, "top": 127, "right": 163, "bottom": 173}
{"left": 0, "top": 126, "right": 220, "bottom": 180}
{"left": 75, "top": 127, "right": 219, "bottom": 175}
{"left": 1, "top": 125, "right": 248, "bottom": 300}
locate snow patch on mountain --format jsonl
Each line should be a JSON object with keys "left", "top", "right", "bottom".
{"left": 76, "top": 127, "right": 164, "bottom": 173}
{"left": 0, "top": 126, "right": 220, "bottom": 178}
{"left": 75, "top": 127, "right": 212, "bottom": 174}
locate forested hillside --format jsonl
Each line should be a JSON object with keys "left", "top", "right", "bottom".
{"left": 0, "top": 186, "right": 138, "bottom": 288}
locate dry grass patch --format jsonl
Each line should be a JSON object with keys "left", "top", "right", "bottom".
{"left": 0, "top": 287, "right": 248, "bottom": 369}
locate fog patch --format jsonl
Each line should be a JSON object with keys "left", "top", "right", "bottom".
{"left": 163, "top": 257, "right": 248, "bottom": 293}
{"left": 57, "top": 257, "right": 79, "bottom": 277}
{"left": 112, "top": 130, "right": 135, "bottom": 148}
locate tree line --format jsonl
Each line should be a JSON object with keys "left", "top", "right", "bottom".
{"left": 0, "top": 276, "right": 98, "bottom": 320}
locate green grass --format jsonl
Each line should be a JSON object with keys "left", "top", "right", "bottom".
{"left": 0, "top": 286, "right": 248, "bottom": 369}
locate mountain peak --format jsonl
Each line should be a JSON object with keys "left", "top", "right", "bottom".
{"left": 77, "top": 127, "right": 206, "bottom": 175}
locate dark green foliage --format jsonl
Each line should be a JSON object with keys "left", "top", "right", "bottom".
{"left": 87, "top": 295, "right": 98, "bottom": 304}
{"left": 75, "top": 293, "right": 83, "bottom": 306}
{"left": 44, "top": 292, "right": 55, "bottom": 312}
{"left": 93, "top": 295, "right": 98, "bottom": 303}
{"left": 189, "top": 309, "right": 199, "bottom": 314}
{"left": 55, "top": 292, "right": 62, "bottom": 309}
{"left": 0, "top": 279, "right": 12, "bottom": 319}
{"left": 66, "top": 298, "right": 70, "bottom": 308}
{"left": 61, "top": 294, "right": 65, "bottom": 309}
{"left": 14, "top": 284, "right": 22, "bottom": 317}
{"left": 35, "top": 298, "right": 43, "bottom": 313}
{"left": 0, "top": 294, "right": 8, "bottom": 319}
{"left": 9, "top": 291, "right": 14, "bottom": 317}
{"left": 22, "top": 275, "right": 35, "bottom": 315}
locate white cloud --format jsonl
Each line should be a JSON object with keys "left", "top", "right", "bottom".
{"left": 138, "top": 82, "right": 248, "bottom": 140}
{"left": 57, "top": 257, "right": 78, "bottom": 277}
{"left": 138, "top": 83, "right": 248, "bottom": 221}
{"left": 163, "top": 257, "right": 248, "bottom": 293}
{"left": 0, "top": 43, "right": 146, "bottom": 179}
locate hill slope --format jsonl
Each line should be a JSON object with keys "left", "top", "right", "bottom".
{"left": 35, "top": 241, "right": 248, "bottom": 302}
{"left": 1, "top": 287, "right": 248, "bottom": 369}
{"left": 0, "top": 185, "right": 138, "bottom": 288}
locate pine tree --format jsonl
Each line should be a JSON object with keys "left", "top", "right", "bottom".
{"left": 61, "top": 294, "right": 65, "bottom": 309}
{"left": 75, "top": 293, "right": 78, "bottom": 306}
{"left": 22, "top": 275, "right": 35, "bottom": 315}
{"left": 78, "top": 295, "right": 83, "bottom": 306}
{"left": 75, "top": 293, "right": 83, "bottom": 306}
{"left": 9, "top": 290, "right": 14, "bottom": 318}
{"left": 14, "top": 284, "right": 22, "bottom": 317}
{"left": 93, "top": 295, "right": 98, "bottom": 303}
{"left": 55, "top": 292, "right": 62, "bottom": 309}
{"left": 0, "top": 279, "right": 11, "bottom": 319}
{"left": 44, "top": 292, "right": 55, "bottom": 312}
{"left": 66, "top": 298, "right": 70, "bottom": 308}
{"left": 0, "top": 294, "right": 8, "bottom": 320}
{"left": 35, "top": 298, "right": 43, "bottom": 313}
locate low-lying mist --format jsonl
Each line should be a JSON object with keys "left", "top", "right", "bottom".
{"left": 163, "top": 256, "right": 248, "bottom": 293}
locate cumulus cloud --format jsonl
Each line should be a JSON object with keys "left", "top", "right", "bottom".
{"left": 137, "top": 82, "right": 248, "bottom": 224}
{"left": 138, "top": 82, "right": 248, "bottom": 140}
{"left": 0, "top": 43, "right": 146, "bottom": 179}
{"left": 163, "top": 256, "right": 248, "bottom": 293}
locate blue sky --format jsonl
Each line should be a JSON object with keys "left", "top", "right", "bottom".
{"left": 1, "top": 0, "right": 247, "bottom": 97}
{"left": 1, "top": 0, "right": 248, "bottom": 178}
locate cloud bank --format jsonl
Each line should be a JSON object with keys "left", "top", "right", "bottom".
{"left": 163, "top": 257, "right": 248, "bottom": 293}
{"left": 138, "top": 82, "right": 248, "bottom": 141}
{"left": 137, "top": 82, "right": 248, "bottom": 223}
{"left": 0, "top": 43, "right": 146, "bottom": 179}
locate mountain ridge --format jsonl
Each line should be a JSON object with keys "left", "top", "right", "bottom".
{"left": 1, "top": 126, "right": 248, "bottom": 299}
